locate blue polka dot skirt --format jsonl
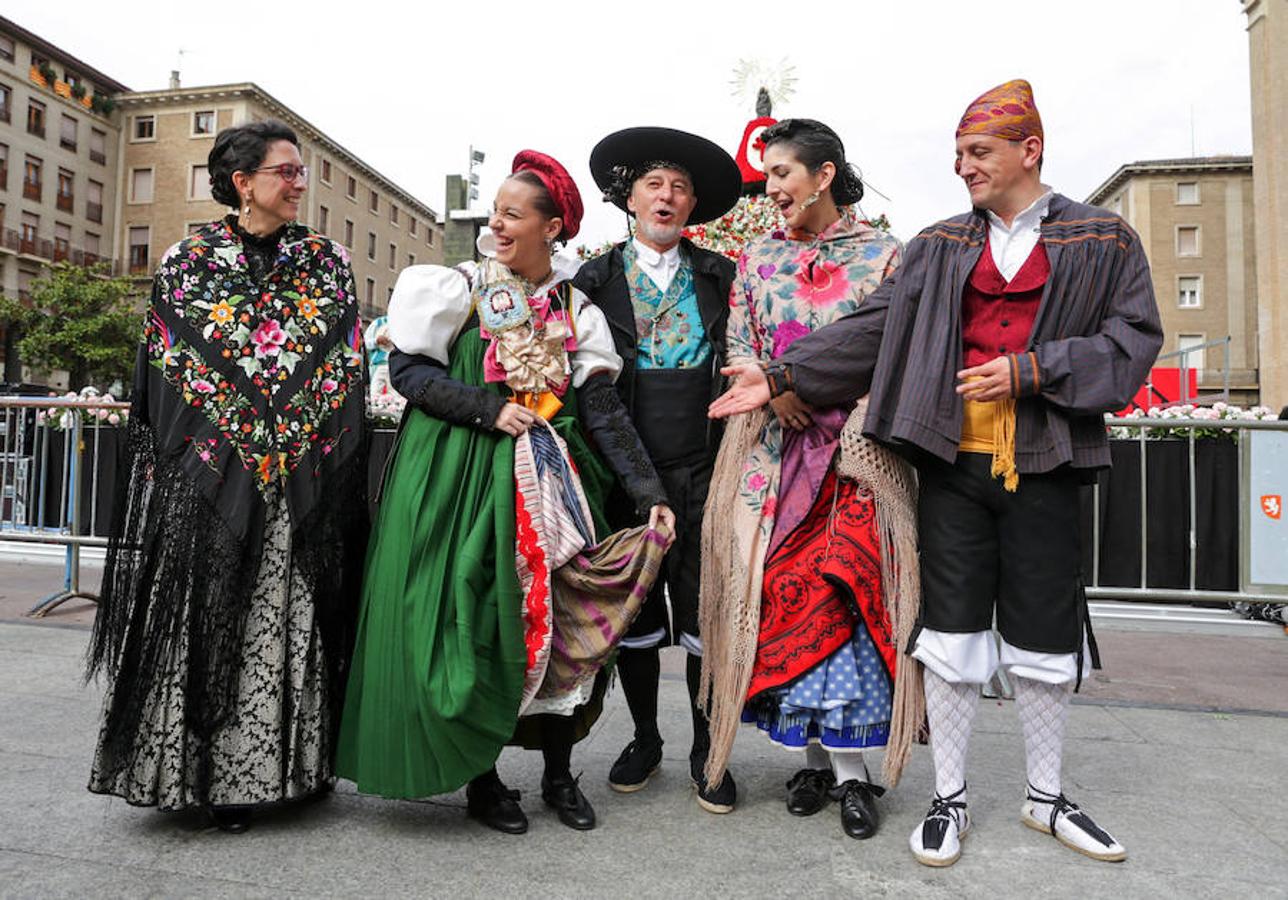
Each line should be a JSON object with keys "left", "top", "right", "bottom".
{"left": 743, "top": 618, "right": 893, "bottom": 750}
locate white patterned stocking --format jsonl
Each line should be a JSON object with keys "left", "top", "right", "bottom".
{"left": 1014, "top": 675, "right": 1072, "bottom": 797}
{"left": 923, "top": 666, "right": 977, "bottom": 799}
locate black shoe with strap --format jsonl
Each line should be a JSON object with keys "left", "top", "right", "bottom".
{"left": 608, "top": 734, "right": 664, "bottom": 793}
{"left": 541, "top": 773, "right": 596, "bottom": 831}
{"left": 829, "top": 778, "right": 886, "bottom": 840}
{"left": 785, "top": 768, "right": 835, "bottom": 817}
{"left": 466, "top": 772, "right": 528, "bottom": 835}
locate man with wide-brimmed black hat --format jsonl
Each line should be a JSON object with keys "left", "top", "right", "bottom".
{"left": 574, "top": 127, "right": 741, "bottom": 814}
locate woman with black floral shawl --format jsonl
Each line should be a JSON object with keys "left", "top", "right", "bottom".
{"left": 87, "top": 121, "right": 368, "bottom": 833}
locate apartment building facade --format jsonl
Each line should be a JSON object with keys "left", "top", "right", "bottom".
{"left": 1, "top": 14, "right": 444, "bottom": 381}
{"left": 1088, "top": 157, "right": 1259, "bottom": 403}
{"left": 116, "top": 82, "right": 444, "bottom": 321}
{"left": 0, "top": 16, "right": 127, "bottom": 375}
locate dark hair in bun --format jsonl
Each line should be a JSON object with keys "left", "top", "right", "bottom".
{"left": 760, "top": 118, "right": 864, "bottom": 206}
{"left": 207, "top": 119, "right": 299, "bottom": 208}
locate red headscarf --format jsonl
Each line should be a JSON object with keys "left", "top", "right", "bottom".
{"left": 511, "top": 150, "right": 584, "bottom": 240}
{"left": 955, "top": 79, "right": 1044, "bottom": 143}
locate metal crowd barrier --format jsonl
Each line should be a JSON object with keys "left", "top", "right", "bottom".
{"left": 1088, "top": 414, "right": 1288, "bottom": 624}
{"left": 0, "top": 396, "right": 130, "bottom": 617}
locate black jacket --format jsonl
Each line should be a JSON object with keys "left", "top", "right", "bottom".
{"left": 572, "top": 238, "right": 736, "bottom": 428}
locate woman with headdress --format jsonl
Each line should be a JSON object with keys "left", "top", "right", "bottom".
{"left": 87, "top": 120, "right": 369, "bottom": 833}
{"left": 700, "top": 119, "right": 921, "bottom": 841}
{"left": 336, "top": 151, "right": 674, "bottom": 834}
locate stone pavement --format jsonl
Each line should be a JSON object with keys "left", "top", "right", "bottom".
{"left": 2, "top": 555, "right": 1288, "bottom": 898}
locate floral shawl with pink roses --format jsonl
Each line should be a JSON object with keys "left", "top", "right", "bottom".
{"left": 139, "top": 218, "right": 366, "bottom": 540}
{"left": 89, "top": 218, "right": 368, "bottom": 751}
{"left": 699, "top": 214, "right": 900, "bottom": 783}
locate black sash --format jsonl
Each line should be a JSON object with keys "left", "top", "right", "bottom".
{"left": 631, "top": 367, "right": 713, "bottom": 468}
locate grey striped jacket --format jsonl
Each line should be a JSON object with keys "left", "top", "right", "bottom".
{"left": 777, "top": 194, "right": 1163, "bottom": 474}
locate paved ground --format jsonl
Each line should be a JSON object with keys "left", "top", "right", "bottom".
{"left": 2, "top": 554, "right": 1288, "bottom": 898}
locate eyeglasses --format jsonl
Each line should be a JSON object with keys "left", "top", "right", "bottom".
{"left": 253, "top": 163, "right": 309, "bottom": 183}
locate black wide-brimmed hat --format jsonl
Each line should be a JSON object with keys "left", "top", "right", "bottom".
{"left": 590, "top": 127, "right": 742, "bottom": 225}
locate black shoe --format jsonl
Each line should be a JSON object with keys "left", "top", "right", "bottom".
{"left": 208, "top": 805, "right": 253, "bottom": 834}
{"left": 785, "top": 768, "right": 835, "bottom": 817}
{"left": 691, "top": 757, "right": 736, "bottom": 814}
{"left": 608, "top": 735, "right": 663, "bottom": 793}
{"left": 541, "top": 773, "right": 596, "bottom": 831}
{"left": 830, "top": 779, "right": 886, "bottom": 840}
{"left": 466, "top": 775, "right": 528, "bottom": 835}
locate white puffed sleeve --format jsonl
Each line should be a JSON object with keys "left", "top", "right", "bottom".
{"left": 386, "top": 265, "right": 474, "bottom": 362}
{"left": 569, "top": 287, "right": 622, "bottom": 386}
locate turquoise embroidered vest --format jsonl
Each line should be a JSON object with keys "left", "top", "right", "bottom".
{"left": 623, "top": 241, "right": 711, "bottom": 370}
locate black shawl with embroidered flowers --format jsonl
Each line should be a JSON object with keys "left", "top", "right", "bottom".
{"left": 89, "top": 218, "right": 369, "bottom": 758}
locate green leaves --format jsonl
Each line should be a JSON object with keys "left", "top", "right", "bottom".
{"left": 0, "top": 262, "right": 143, "bottom": 390}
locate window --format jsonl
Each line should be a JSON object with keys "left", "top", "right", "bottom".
{"left": 20, "top": 212, "right": 38, "bottom": 252}
{"left": 0, "top": 35, "right": 14, "bottom": 62}
{"left": 426, "top": 227, "right": 434, "bottom": 247}
{"left": 390, "top": 203, "right": 399, "bottom": 226}
{"left": 346, "top": 175, "right": 356, "bottom": 199}
{"left": 193, "top": 110, "right": 215, "bottom": 135}
{"left": 83, "top": 231, "right": 100, "bottom": 261}
{"left": 89, "top": 128, "right": 106, "bottom": 165}
{"left": 1176, "top": 225, "right": 1200, "bottom": 257}
{"left": 86, "top": 179, "right": 103, "bottom": 223}
{"left": 1177, "top": 333, "right": 1206, "bottom": 376}
{"left": 320, "top": 159, "right": 332, "bottom": 184}
{"left": 369, "top": 189, "right": 379, "bottom": 213}
{"left": 133, "top": 115, "right": 155, "bottom": 141}
{"left": 130, "top": 167, "right": 154, "bottom": 203}
{"left": 388, "top": 242, "right": 397, "bottom": 269}
{"left": 367, "top": 231, "right": 376, "bottom": 260}
{"left": 189, "top": 164, "right": 211, "bottom": 201}
{"left": 0, "top": 142, "right": 7, "bottom": 190}
{"left": 409, "top": 216, "right": 417, "bottom": 237}
{"left": 27, "top": 99, "right": 45, "bottom": 138}
{"left": 0, "top": 84, "right": 11, "bottom": 124}
{"left": 53, "top": 222, "right": 70, "bottom": 261}
{"left": 128, "top": 226, "right": 151, "bottom": 274}
{"left": 56, "top": 168, "right": 73, "bottom": 212}
{"left": 365, "top": 277, "right": 375, "bottom": 306}
{"left": 408, "top": 253, "right": 415, "bottom": 267}
{"left": 1178, "top": 276, "right": 1202, "bottom": 309}
{"left": 318, "top": 205, "right": 329, "bottom": 234}
{"left": 23, "top": 155, "right": 41, "bottom": 201}
{"left": 1177, "top": 182, "right": 1200, "bottom": 205}
{"left": 343, "top": 219, "right": 354, "bottom": 247}
{"left": 59, "top": 114, "right": 77, "bottom": 151}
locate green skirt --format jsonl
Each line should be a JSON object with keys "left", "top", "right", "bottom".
{"left": 336, "top": 329, "right": 610, "bottom": 798}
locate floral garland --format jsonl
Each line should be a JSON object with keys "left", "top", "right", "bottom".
{"left": 35, "top": 386, "right": 129, "bottom": 430}
{"left": 1110, "top": 402, "right": 1279, "bottom": 440}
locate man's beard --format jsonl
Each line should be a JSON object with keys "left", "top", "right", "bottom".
{"left": 636, "top": 216, "right": 685, "bottom": 247}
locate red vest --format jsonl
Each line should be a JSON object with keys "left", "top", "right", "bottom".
{"left": 961, "top": 235, "right": 1049, "bottom": 369}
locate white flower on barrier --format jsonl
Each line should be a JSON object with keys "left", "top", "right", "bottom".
{"left": 1109, "top": 402, "right": 1278, "bottom": 441}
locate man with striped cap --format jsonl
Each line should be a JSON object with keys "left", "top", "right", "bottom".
{"left": 710, "top": 80, "right": 1161, "bottom": 865}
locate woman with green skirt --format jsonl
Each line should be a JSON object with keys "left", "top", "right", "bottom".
{"left": 337, "top": 150, "right": 674, "bottom": 834}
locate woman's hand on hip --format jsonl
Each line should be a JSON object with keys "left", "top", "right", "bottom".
{"left": 494, "top": 402, "right": 537, "bottom": 436}
{"left": 770, "top": 391, "right": 814, "bottom": 431}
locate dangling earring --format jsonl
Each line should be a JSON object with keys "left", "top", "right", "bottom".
{"left": 799, "top": 190, "right": 821, "bottom": 212}
{"left": 240, "top": 193, "right": 252, "bottom": 231}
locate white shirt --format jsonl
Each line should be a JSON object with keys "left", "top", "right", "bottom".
{"left": 631, "top": 237, "right": 682, "bottom": 293}
{"left": 986, "top": 187, "right": 1052, "bottom": 282}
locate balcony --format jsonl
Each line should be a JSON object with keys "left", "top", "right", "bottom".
{"left": 56, "top": 193, "right": 73, "bottom": 213}
{"left": 86, "top": 202, "right": 102, "bottom": 224}
{"left": 23, "top": 181, "right": 41, "bottom": 202}
{"left": 0, "top": 227, "right": 114, "bottom": 270}
{"left": 89, "top": 150, "right": 106, "bottom": 165}
{"left": 59, "top": 138, "right": 76, "bottom": 152}
{"left": 27, "top": 122, "right": 45, "bottom": 139}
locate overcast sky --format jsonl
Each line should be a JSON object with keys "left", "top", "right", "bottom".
{"left": 17, "top": 0, "right": 1255, "bottom": 246}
